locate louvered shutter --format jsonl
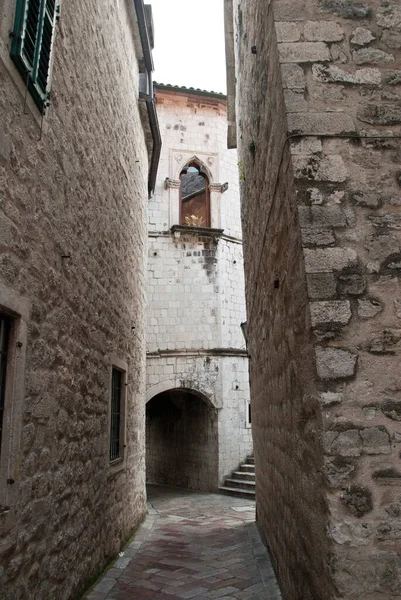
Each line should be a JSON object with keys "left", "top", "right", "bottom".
{"left": 11, "top": 0, "right": 59, "bottom": 113}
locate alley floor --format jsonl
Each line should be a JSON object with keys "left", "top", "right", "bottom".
{"left": 84, "top": 485, "right": 281, "bottom": 600}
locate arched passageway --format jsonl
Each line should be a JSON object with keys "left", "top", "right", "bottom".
{"left": 146, "top": 388, "right": 218, "bottom": 491}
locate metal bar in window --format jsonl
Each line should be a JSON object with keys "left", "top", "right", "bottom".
{"left": 0, "top": 316, "right": 11, "bottom": 454}
{"left": 110, "top": 368, "right": 122, "bottom": 461}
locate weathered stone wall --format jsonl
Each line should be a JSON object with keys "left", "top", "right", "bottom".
{"left": 231, "top": 2, "right": 334, "bottom": 599}
{"left": 0, "top": 1, "right": 149, "bottom": 598}
{"left": 146, "top": 88, "right": 252, "bottom": 487}
{"left": 230, "top": 0, "right": 401, "bottom": 598}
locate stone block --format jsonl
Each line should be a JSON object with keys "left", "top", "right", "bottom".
{"left": 278, "top": 42, "right": 331, "bottom": 63}
{"left": 360, "top": 427, "right": 391, "bottom": 455}
{"left": 385, "top": 70, "right": 401, "bottom": 85}
{"left": 310, "top": 300, "right": 351, "bottom": 326}
{"left": 312, "top": 64, "right": 381, "bottom": 85}
{"left": 306, "top": 272, "right": 337, "bottom": 298}
{"left": 275, "top": 22, "right": 301, "bottom": 42}
{"left": 284, "top": 90, "right": 308, "bottom": 112}
{"left": 304, "top": 247, "right": 357, "bottom": 273}
{"left": 342, "top": 485, "right": 373, "bottom": 517}
{"left": 328, "top": 429, "right": 361, "bottom": 456}
{"left": 353, "top": 48, "right": 394, "bottom": 65}
{"left": 382, "top": 30, "right": 401, "bottom": 50}
{"left": 382, "top": 400, "right": 401, "bottom": 422}
{"left": 281, "top": 64, "right": 306, "bottom": 89}
{"left": 323, "top": 456, "right": 356, "bottom": 487}
{"left": 320, "top": 391, "right": 343, "bottom": 406}
{"left": 301, "top": 227, "right": 335, "bottom": 246}
{"left": 357, "top": 299, "right": 382, "bottom": 319}
{"left": 377, "top": 6, "right": 401, "bottom": 31}
{"left": 290, "top": 137, "right": 322, "bottom": 154}
{"left": 357, "top": 104, "right": 401, "bottom": 126}
{"left": 350, "top": 27, "right": 376, "bottom": 46}
{"left": 293, "top": 155, "right": 348, "bottom": 182}
{"left": 311, "top": 206, "right": 347, "bottom": 228}
{"left": 304, "top": 21, "right": 344, "bottom": 42}
{"left": 273, "top": 1, "right": 306, "bottom": 22}
{"left": 366, "top": 329, "right": 401, "bottom": 355}
{"left": 318, "top": 1, "right": 372, "bottom": 19}
{"left": 287, "top": 112, "right": 356, "bottom": 135}
{"left": 351, "top": 191, "right": 382, "bottom": 208}
{"left": 315, "top": 346, "right": 357, "bottom": 379}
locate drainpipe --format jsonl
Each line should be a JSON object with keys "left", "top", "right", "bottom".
{"left": 134, "top": 0, "right": 161, "bottom": 197}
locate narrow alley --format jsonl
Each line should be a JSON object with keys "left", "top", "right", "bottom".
{"left": 84, "top": 487, "right": 281, "bottom": 600}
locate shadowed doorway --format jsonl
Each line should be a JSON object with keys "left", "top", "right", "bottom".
{"left": 146, "top": 388, "right": 219, "bottom": 491}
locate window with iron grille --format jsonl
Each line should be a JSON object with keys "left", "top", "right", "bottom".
{"left": 10, "top": 0, "right": 59, "bottom": 114}
{"left": 0, "top": 316, "right": 11, "bottom": 457}
{"left": 110, "top": 368, "right": 123, "bottom": 462}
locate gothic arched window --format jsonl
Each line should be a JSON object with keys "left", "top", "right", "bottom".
{"left": 179, "top": 162, "right": 210, "bottom": 227}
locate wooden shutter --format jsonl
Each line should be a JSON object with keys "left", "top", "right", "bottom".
{"left": 11, "top": 0, "right": 59, "bottom": 113}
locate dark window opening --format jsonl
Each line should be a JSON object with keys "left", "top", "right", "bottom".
{"left": 248, "top": 403, "right": 251, "bottom": 425}
{"left": 180, "top": 162, "right": 210, "bottom": 227}
{"left": 110, "top": 368, "right": 123, "bottom": 461}
{"left": 0, "top": 316, "right": 11, "bottom": 456}
{"left": 10, "top": 0, "right": 59, "bottom": 113}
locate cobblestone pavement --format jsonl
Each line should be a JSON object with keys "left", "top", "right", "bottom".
{"left": 84, "top": 485, "right": 281, "bottom": 600}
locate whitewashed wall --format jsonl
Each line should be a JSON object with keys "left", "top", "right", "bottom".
{"left": 146, "top": 88, "right": 252, "bottom": 485}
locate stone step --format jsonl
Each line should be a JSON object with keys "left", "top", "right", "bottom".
{"left": 219, "top": 486, "right": 256, "bottom": 500}
{"left": 246, "top": 456, "right": 255, "bottom": 464}
{"left": 239, "top": 464, "right": 255, "bottom": 473}
{"left": 224, "top": 478, "right": 256, "bottom": 491}
{"left": 232, "top": 471, "right": 255, "bottom": 482}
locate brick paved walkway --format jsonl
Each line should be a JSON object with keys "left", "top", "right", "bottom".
{"left": 84, "top": 486, "right": 281, "bottom": 600}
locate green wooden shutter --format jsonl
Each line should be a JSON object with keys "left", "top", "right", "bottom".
{"left": 11, "top": 0, "right": 59, "bottom": 113}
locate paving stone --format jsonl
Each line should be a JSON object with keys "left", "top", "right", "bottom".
{"left": 83, "top": 486, "right": 281, "bottom": 599}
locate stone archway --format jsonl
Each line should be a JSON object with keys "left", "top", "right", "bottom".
{"left": 146, "top": 387, "right": 219, "bottom": 491}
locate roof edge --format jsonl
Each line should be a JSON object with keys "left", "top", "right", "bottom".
{"left": 154, "top": 82, "right": 227, "bottom": 101}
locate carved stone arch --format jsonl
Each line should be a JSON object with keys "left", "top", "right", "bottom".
{"left": 146, "top": 380, "right": 219, "bottom": 409}
{"left": 174, "top": 154, "right": 215, "bottom": 183}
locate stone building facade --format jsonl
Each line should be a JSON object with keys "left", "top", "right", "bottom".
{"left": 225, "top": 1, "right": 401, "bottom": 598}
{"left": 146, "top": 84, "right": 252, "bottom": 490}
{"left": 0, "top": 1, "right": 159, "bottom": 599}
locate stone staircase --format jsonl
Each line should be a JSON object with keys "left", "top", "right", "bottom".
{"left": 219, "top": 455, "right": 256, "bottom": 500}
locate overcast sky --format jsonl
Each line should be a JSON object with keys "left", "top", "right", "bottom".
{"left": 150, "top": 0, "right": 227, "bottom": 94}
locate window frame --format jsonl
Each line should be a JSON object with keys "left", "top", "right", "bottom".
{"left": 0, "top": 284, "right": 29, "bottom": 518}
{"left": 0, "top": 315, "right": 12, "bottom": 461}
{"left": 10, "top": 0, "right": 59, "bottom": 114}
{"left": 179, "top": 161, "right": 211, "bottom": 228}
{"left": 108, "top": 358, "right": 127, "bottom": 473}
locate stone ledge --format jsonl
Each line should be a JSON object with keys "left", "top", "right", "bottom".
{"left": 171, "top": 225, "right": 225, "bottom": 238}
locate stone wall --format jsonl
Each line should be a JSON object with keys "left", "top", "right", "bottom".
{"left": 231, "top": 2, "right": 334, "bottom": 598}
{"left": 0, "top": 1, "right": 149, "bottom": 598}
{"left": 146, "top": 88, "right": 252, "bottom": 487}
{"left": 229, "top": 0, "right": 401, "bottom": 598}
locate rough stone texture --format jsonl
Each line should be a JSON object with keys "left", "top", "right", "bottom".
{"left": 232, "top": 3, "right": 334, "bottom": 599}
{"left": 304, "top": 20, "right": 345, "bottom": 42}
{"left": 278, "top": 42, "right": 331, "bottom": 63}
{"left": 228, "top": 0, "right": 401, "bottom": 598}
{"left": 353, "top": 47, "right": 395, "bottom": 64}
{"left": 310, "top": 300, "right": 352, "bottom": 326}
{"left": 316, "top": 347, "right": 357, "bottom": 379}
{"left": 0, "top": 1, "right": 149, "bottom": 598}
{"left": 350, "top": 26, "right": 376, "bottom": 46}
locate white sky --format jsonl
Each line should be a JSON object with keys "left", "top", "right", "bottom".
{"left": 150, "top": 0, "right": 227, "bottom": 94}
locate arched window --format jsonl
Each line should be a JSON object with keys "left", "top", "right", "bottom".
{"left": 179, "top": 162, "right": 210, "bottom": 227}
